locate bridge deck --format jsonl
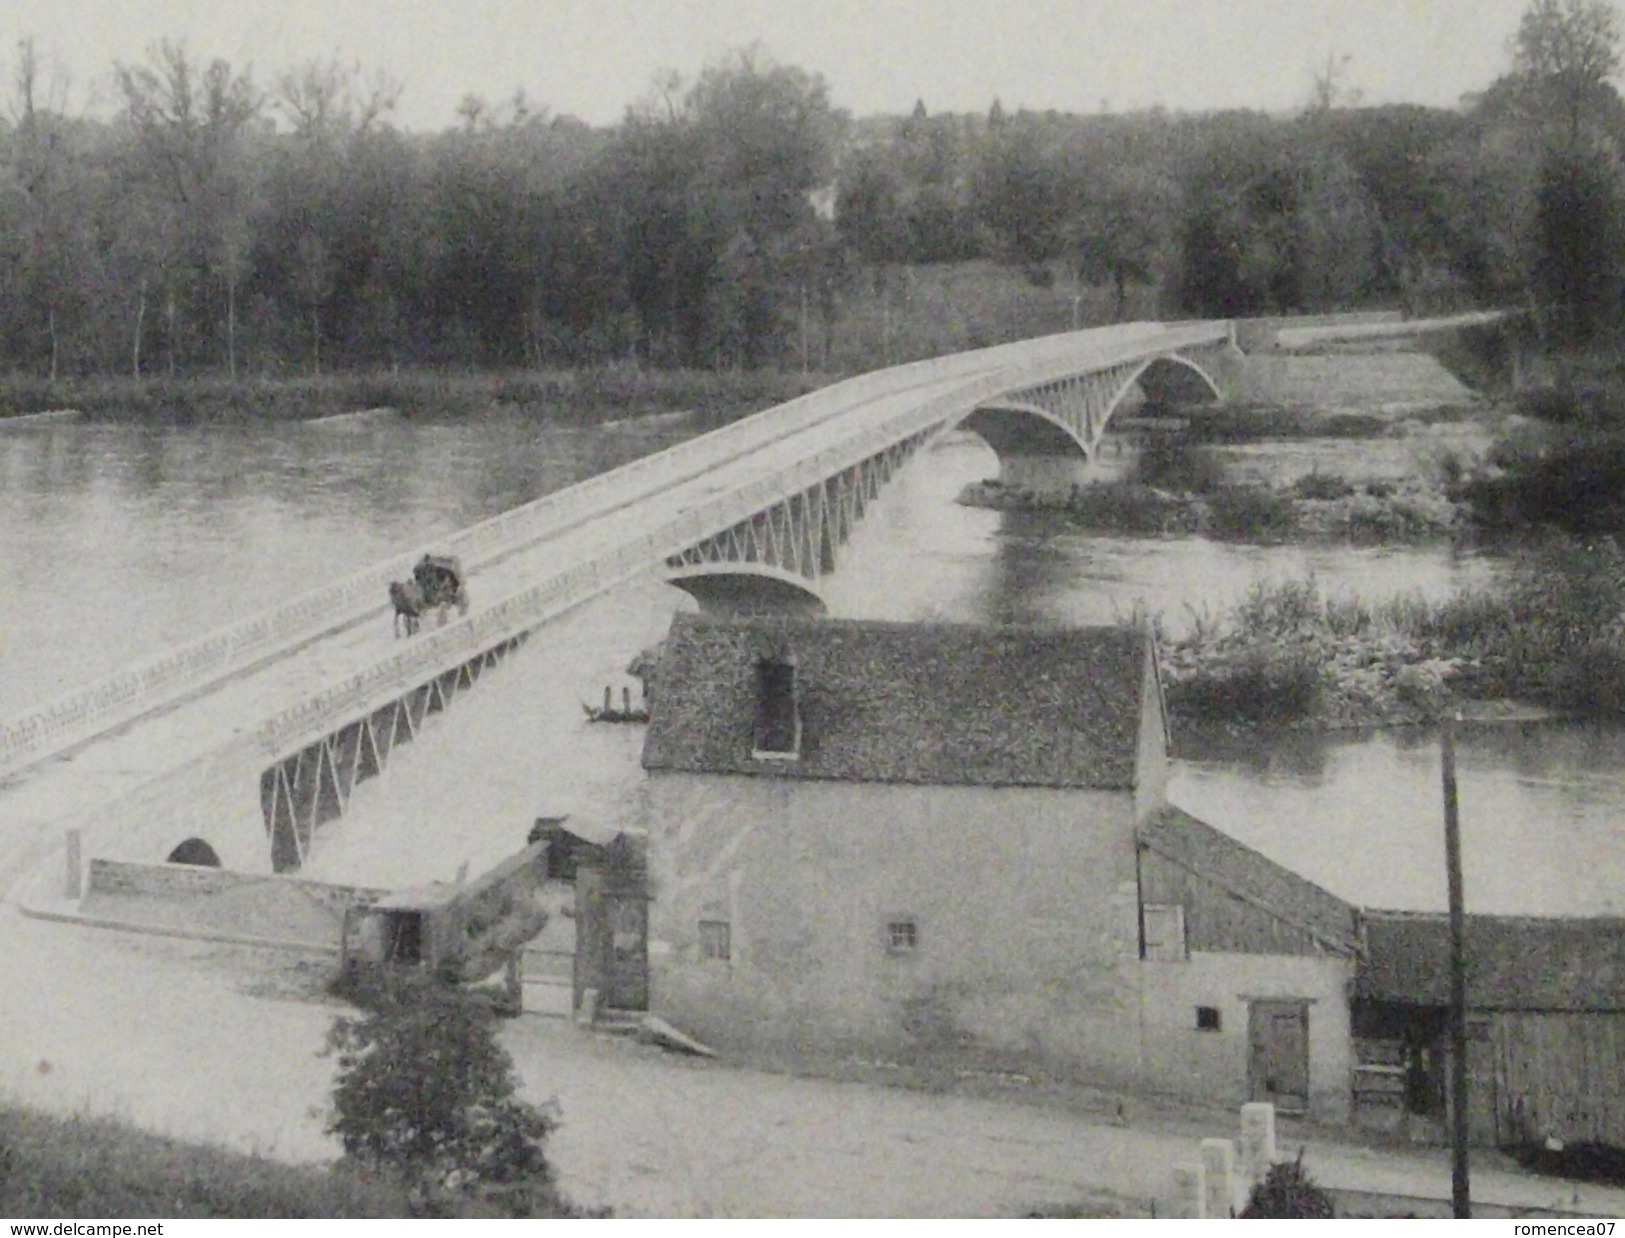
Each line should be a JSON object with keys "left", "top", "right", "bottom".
{"left": 0, "top": 359, "right": 1026, "bottom": 882}
{"left": 0, "top": 314, "right": 1506, "bottom": 889}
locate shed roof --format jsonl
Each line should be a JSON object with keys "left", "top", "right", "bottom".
{"left": 1358, "top": 911, "right": 1625, "bottom": 1011}
{"left": 641, "top": 614, "right": 1154, "bottom": 789}
{"left": 1140, "top": 804, "right": 1361, "bottom": 954}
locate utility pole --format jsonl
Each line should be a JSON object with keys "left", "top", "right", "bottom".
{"left": 1441, "top": 716, "right": 1471, "bottom": 1218}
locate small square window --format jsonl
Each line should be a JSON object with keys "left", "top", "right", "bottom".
{"left": 885, "top": 919, "right": 918, "bottom": 954}
{"left": 1196, "top": 1005, "right": 1222, "bottom": 1032}
{"left": 1142, "top": 904, "right": 1187, "bottom": 962}
{"left": 699, "top": 919, "right": 730, "bottom": 962}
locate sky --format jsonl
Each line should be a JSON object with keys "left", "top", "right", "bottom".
{"left": 10, "top": 0, "right": 1539, "bottom": 129}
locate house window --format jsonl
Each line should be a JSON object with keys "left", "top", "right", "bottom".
{"left": 1196, "top": 1005, "right": 1222, "bottom": 1032}
{"left": 753, "top": 656, "right": 801, "bottom": 759}
{"left": 885, "top": 919, "right": 918, "bottom": 955}
{"left": 1142, "top": 903, "right": 1186, "bottom": 961}
{"left": 699, "top": 920, "right": 731, "bottom": 962}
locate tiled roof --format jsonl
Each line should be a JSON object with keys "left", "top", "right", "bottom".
{"left": 1358, "top": 911, "right": 1625, "bottom": 1011}
{"left": 641, "top": 614, "right": 1152, "bottom": 789}
{"left": 1140, "top": 804, "right": 1361, "bottom": 954}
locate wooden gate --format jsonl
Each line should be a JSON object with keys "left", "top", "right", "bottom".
{"left": 1249, "top": 999, "right": 1311, "bottom": 1113}
{"left": 572, "top": 836, "right": 649, "bottom": 1016}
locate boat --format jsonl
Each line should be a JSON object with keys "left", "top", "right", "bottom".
{"left": 583, "top": 685, "right": 651, "bottom": 725}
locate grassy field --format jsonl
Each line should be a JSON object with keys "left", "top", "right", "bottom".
{"left": 0, "top": 1105, "right": 408, "bottom": 1219}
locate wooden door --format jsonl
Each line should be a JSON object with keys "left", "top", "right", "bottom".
{"left": 607, "top": 894, "right": 648, "bottom": 1012}
{"left": 1250, "top": 1000, "right": 1311, "bottom": 1113}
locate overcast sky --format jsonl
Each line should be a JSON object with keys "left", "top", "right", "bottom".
{"left": 12, "top": 0, "right": 1538, "bottom": 129}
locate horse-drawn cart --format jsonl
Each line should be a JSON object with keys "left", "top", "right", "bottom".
{"left": 389, "top": 552, "right": 471, "bottom": 636}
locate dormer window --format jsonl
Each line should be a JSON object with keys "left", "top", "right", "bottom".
{"left": 752, "top": 654, "right": 801, "bottom": 760}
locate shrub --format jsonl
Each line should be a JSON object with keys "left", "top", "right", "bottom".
{"left": 1291, "top": 470, "right": 1355, "bottom": 501}
{"left": 325, "top": 976, "right": 573, "bottom": 1218}
{"left": 1240, "top": 1155, "right": 1335, "bottom": 1219}
{"left": 1466, "top": 428, "right": 1625, "bottom": 534}
{"left": 1129, "top": 435, "right": 1229, "bottom": 495}
{"left": 1166, "top": 645, "right": 1322, "bottom": 724}
{"left": 1064, "top": 481, "right": 1196, "bottom": 534}
{"left": 1205, "top": 486, "right": 1298, "bottom": 541}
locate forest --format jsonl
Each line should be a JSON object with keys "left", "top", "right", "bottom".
{"left": 1, "top": 0, "right": 1622, "bottom": 381}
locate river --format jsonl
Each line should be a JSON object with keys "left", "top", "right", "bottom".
{"left": 1, "top": 377, "right": 1619, "bottom": 918}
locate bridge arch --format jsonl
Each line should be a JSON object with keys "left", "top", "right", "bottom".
{"left": 663, "top": 564, "right": 827, "bottom": 619}
{"left": 957, "top": 402, "right": 1088, "bottom": 459}
{"left": 166, "top": 837, "right": 222, "bottom": 867}
{"left": 1107, "top": 353, "right": 1224, "bottom": 425}
{"left": 955, "top": 350, "right": 1227, "bottom": 496}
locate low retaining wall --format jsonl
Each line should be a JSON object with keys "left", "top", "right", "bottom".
{"left": 83, "top": 858, "right": 390, "bottom": 947}
{"left": 86, "top": 857, "right": 386, "bottom": 913}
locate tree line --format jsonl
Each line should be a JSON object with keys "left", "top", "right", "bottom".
{"left": 2, "top": 0, "right": 1621, "bottom": 381}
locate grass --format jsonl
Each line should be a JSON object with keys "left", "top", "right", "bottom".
{"left": 0, "top": 1105, "right": 409, "bottom": 1219}
{"left": 0, "top": 367, "right": 830, "bottom": 426}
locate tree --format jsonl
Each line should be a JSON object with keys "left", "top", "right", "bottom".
{"left": 4, "top": 38, "right": 92, "bottom": 378}
{"left": 114, "top": 41, "right": 263, "bottom": 374}
{"left": 325, "top": 980, "right": 568, "bottom": 1217}
{"left": 1306, "top": 52, "right": 1363, "bottom": 113}
{"left": 1510, "top": 0, "right": 1624, "bottom": 144}
{"left": 1532, "top": 148, "right": 1625, "bottom": 341}
{"left": 1070, "top": 166, "right": 1171, "bottom": 321}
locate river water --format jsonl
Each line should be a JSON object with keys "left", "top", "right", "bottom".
{"left": 1, "top": 375, "right": 1620, "bottom": 917}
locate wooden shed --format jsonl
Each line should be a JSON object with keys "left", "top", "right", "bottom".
{"left": 1353, "top": 911, "right": 1625, "bottom": 1149}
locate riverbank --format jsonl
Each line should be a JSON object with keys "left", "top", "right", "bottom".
{"left": 1157, "top": 543, "right": 1625, "bottom": 734}
{"left": 0, "top": 368, "right": 832, "bottom": 427}
{"left": 960, "top": 476, "right": 1470, "bottom": 543}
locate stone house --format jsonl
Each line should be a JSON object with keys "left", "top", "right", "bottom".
{"left": 638, "top": 613, "right": 1359, "bottom": 1114}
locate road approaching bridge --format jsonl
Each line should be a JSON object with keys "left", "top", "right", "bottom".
{"left": 0, "top": 312, "right": 1512, "bottom": 882}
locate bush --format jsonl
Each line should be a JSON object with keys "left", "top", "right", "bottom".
{"left": 1291, "top": 470, "right": 1355, "bottom": 501}
{"left": 1063, "top": 481, "right": 1197, "bottom": 534}
{"left": 1205, "top": 486, "right": 1298, "bottom": 541}
{"left": 1129, "top": 435, "right": 1229, "bottom": 495}
{"left": 1466, "top": 428, "right": 1625, "bottom": 534}
{"left": 1166, "top": 644, "right": 1322, "bottom": 724}
{"left": 1240, "top": 1155, "right": 1335, "bottom": 1219}
{"left": 325, "top": 976, "right": 574, "bottom": 1218}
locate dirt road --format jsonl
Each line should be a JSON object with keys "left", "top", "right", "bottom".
{"left": 5, "top": 910, "right": 1624, "bottom": 1218}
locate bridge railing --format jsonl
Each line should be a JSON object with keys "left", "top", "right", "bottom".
{"left": 2, "top": 322, "right": 1229, "bottom": 779}
{"left": 251, "top": 323, "right": 1232, "bottom": 760}
{"left": 0, "top": 346, "right": 1021, "bottom": 779}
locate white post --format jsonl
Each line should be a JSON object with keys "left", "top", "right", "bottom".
{"left": 1240, "top": 1102, "right": 1277, "bottom": 1188}
{"left": 1201, "top": 1137, "right": 1237, "bottom": 1219}
{"left": 64, "top": 829, "right": 82, "bottom": 899}
{"left": 1174, "top": 1164, "right": 1206, "bottom": 1219}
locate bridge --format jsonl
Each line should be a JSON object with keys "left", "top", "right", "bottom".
{"left": 0, "top": 312, "right": 1510, "bottom": 885}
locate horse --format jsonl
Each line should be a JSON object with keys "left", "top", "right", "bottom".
{"left": 389, "top": 579, "right": 424, "bottom": 637}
